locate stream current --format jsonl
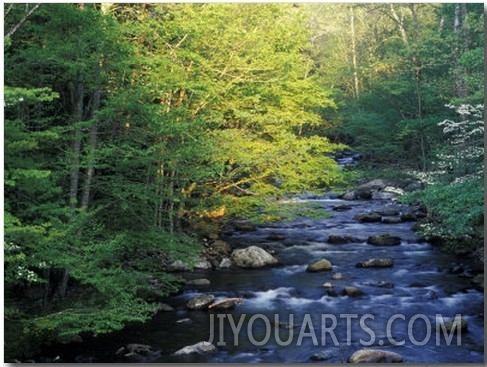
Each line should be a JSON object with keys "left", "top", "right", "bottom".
{"left": 42, "top": 195, "right": 484, "bottom": 363}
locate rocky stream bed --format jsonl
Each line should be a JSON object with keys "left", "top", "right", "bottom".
{"left": 32, "top": 180, "right": 484, "bottom": 363}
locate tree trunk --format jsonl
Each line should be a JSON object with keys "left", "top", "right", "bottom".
{"left": 350, "top": 5, "right": 360, "bottom": 99}
{"left": 81, "top": 87, "right": 101, "bottom": 211}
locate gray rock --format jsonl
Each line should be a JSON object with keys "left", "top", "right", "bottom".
{"left": 367, "top": 234, "right": 401, "bottom": 246}
{"left": 332, "top": 272, "right": 344, "bottom": 280}
{"left": 356, "top": 258, "right": 394, "bottom": 268}
{"left": 328, "top": 234, "right": 359, "bottom": 244}
{"left": 323, "top": 282, "right": 333, "bottom": 288}
{"left": 219, "top": 257, "right": 233, "bottom": 268}
{"left": 381, "top": 216, "right": 403, "bottom": 224}
{"left": 187, "top": 294, "right": 215, "bottom": 310}
{"left": 332, "top": 204, "right": 352, "bottom": 211}
{"left": 438, "top": 316, "right": 468, "bottom": 333}
{"left": 194, "top": 260, "right": 212, "bottom": 270}
{"left": 349, "top": 349, "right": 403, "bottom": 363}
{"left": 173, "top": 341, "right": 216, "bottom": 356}
{"left": 354, "top": 213, "right": 382, "bottom": 223}
{"left": 116, "top": 344, "right": 154, "bottom": 356}
{"left": 231, "top": 246, "right": 278, "bottom": 268}
{"left": 307, "top": 258, "right": 333, "bottom": 272}
{"left": 363, "top": 281, "right": 394, "bottom": 289}
{"left": 342, "top": 286, "right": 364, "bottom": 297}
{"left": 400, "top": 211, "right": 417, "bottom": 221}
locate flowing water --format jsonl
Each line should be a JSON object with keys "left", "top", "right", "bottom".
{"left": 38, "top": 196, "right": 484, "bottom": 363}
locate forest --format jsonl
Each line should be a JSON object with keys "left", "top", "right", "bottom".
{"left": 3, "top": 3, "right": 484, "bottom": 361}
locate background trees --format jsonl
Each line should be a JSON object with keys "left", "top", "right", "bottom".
{"left": 4, "top": 3, "right": 483, "bottom": 359}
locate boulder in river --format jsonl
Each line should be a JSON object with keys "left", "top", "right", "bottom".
{"left": 173, "top": 341, "right": 216, "bottom": 356}
{"left": 348, "top": 349, "right": 403, "bottom": 363}
{"left": 231, "top": 246, "right": 278, "bottom": 268}
{"left": 187, "top": 294, "right": 215, "bottom": 310}
{"left": 342, "top": 286, "right": 364, "bottom": 297}
{"left": 341, "top": 179, "right": 389, "bottom": 200}
{"left": 306, "top": 258, "right": 333, "bottom": 272}
{"left": 219, "top": 257, "right": 233, "bottom": 269}
{"left": 367, "top": 234, "right": 401, "bottom": 246}
{"left": 356, "top": 258, "right": 394, "bottom": 268}
{"left": 354, "top": 213, "right": 382, "bottom": 223}
{"left": 328, "top": 234, "right": 360, "bottom": 244}
{"left": 381, "top": 216, "right": 403, "bottom": 224}
{"left": 437, "top": 316, "right": 468, "bottom": 333}
{"left": 332, "top": 204, "right": 352, "bottom": 211}
{"left": 116, "top": 344, "right": 156, "bottom": 359}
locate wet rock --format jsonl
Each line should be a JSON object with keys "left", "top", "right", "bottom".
{"left": 332, "top": 204, "right": 352, "bottom": 211}
{"left": 194, "top": 259, "right": 212, "bottom": 270}
{"left": 173, "top": 341, "right": 216, "bottom": 356}
{"left": 307, "top": 258, "right": 333, "bottom": 272}
{"left": 116, "top": 344, "right": 157, "bottom": 360}
{"left": 332, "top": 272, "right": 344, "bottom": 280}
{"left": 438, "top": 316, "right": 468, "bottom": 333}
{"left": 356, "top": 258, "right": 394, "bottom": 268}
{"left": 349, "top": 349, "right": 403, "bottom": 363}
{"left": 219, "top": 257, "right": 233, "bottom": 268}
{"left": 310, "top": 350, "right": 334, "bottom": 361}
{"left": 187, "top": 278, "right": 211, "bottom": 286}
{"left": 187, "top": 294, "right": 215, "bottom": 310}
{"left": 381, "top": 216, "right": 403, "bottom": 224}
{"left": 354, "top": 213, "right": 382, "bottom": 223}
{"left": 328, "top": 234, "right": 360, "bottom": 244}
{"left": 326, "top": 289, "right": 339, "bottom": 297}
{"left": 425, "top": 290, "right": 438, "bottom": 300}
{"left": 400, "top": 211, "right": 417, "bottom": 222}
{"left": 323, "top": 282, "right": 333, "bottom": 288}
{"left": 367, "top": 234, "right": 401, "bottom": 246}
{"left": 342, "top": 286, "right": 364, "bottom": 297}
{"left": 231, "top": 246, "right": 279, "bottom": 268}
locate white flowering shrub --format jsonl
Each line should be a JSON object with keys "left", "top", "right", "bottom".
{"left": 435, "top": 104, "right": 484, "bottom": 183}
{"left": 402, "top": 104, "right": 484, "bottom": 254}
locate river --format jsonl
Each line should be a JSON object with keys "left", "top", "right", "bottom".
{"left": 40, "top": 193, "right": 484, "bottom": 363}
